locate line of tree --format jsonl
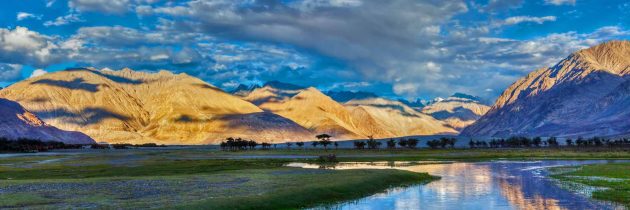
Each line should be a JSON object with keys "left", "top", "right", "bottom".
{"left": 219, "top": 137, "right": 259, "bottom": 150}
{"left": 0, "top": 138, "right": 82, "bottom": 152}
{"left": 426, "top": 137, "right": 456, "bottom": 149}
{"left": 352, "top": 137, "right": 419, "bottom": 149}
{"left": 467, "top": 136, "right": 630, "bottom": 148}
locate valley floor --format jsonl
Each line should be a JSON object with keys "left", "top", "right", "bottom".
{"left": 0, "top": 149, "right": 435, "bottom": 209}
{"left": 0, "top": 147, "right": 628, "bottom": 209}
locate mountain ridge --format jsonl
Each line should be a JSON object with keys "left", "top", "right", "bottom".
{"left": 462, "top": 40, "right": 630, "bottom": 137}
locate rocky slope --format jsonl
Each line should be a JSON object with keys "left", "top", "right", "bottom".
{"left": 421, "top": 93, "right": 490, "bottom": 130}
{"left": 0, "top": 98, "right": 94, "bottom": 144}
{"left": 462, "top": 40, "right": 630, "bottom": 137}
{"left": 0, "top": 68, "right": 312, "bottom": 144}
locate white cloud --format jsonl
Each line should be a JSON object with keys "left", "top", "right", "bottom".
{"left": 44, "top": 13, "right": 84, "bottom": 26}
{"left": 544, "top": 0, "right": 576, "bottom": 6}
{"left": 504, "top": 16, "right": 557, "bottom": 25}
{"left": 0, "top": 63, "right": 23, "bottom": 82}
{"left": 149, "top": 54, "right": 169, "bottom": 61}
{"left": 17, "top": 12, "right": 41, "bottom": 21}
{"left": 0, "top": 26, "right": 63, "bottom": 66}
{"left": 29, "top": 69, "right": 48, "bottom": 78}
{"left": 46, "top": 0, "right": 56, "bottom": 7}
{"left": 69, "top": 0, "right": 131, "bottom": 14}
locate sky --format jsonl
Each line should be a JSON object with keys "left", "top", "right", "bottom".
{"left": 0, "top": 0, "right": 629, "bottom": 101}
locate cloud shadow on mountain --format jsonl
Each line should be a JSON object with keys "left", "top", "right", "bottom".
{"left": 67, "top": 68, "right": 145, "bottom": 85}
{"left": 31, "top": 78, "right": 99, "bottom": 92}
{"left": 33, "top": 107, "right": 130, "bottom": 126}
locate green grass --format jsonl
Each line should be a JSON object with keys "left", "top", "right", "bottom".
{"left": 550, "top": 163, "right": 630, "bottom": 206}
{"left": 183, "top": 169, "right": 436, "bottom": 209}
{"left": 0, "top": 151, "right": 437, "bottom": 209}
{"left": 1, "top": 147, "right": 628, "bottom": 209}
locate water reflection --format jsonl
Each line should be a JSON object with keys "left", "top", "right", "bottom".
{"left": 287, "top": 160, "right": 627, "bottom": 210}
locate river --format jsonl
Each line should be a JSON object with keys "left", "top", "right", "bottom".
{"left": 287, "top": 160, "right": 627, "bottom": 210}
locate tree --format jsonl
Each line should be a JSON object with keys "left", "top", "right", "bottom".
{"left": 469, "top": 139, "right": 475, "bottom": 148}
{"left": 386, "top": 139, "right": 396, "bottom": 149}
{"left": 398, "top": 139, "right": 408, "bottom": 148}
{"left": 426, "top": 139, "right": 439, "bottom": 149}
{"left": 334, "top": 142, "right": 339, "bottom": 150}
{"left": 448, "top": 138, "right": 456, "bottom": 148}
{"left": 547, "top": 137, "right": 559, "bottom": 147}
{"left": 367, "top": 139, "right": 381, "bottom": 149}
{"left": 286, "top": 142, "right": 293, "bottom": 149}
{"left": 320, "top": 140, "right": 332, "bottom": 150}
{"left": 353, "top": 141, "right": 366, "bottom": 149}
{"left": 311, "top": 141, "right": 319, "bottom": 148}
{"left": 407, "top": 138, "right": 419, "bottom": 149}
{"left": 316, "top": 134, "right": 332, "bottom": 150}
{"left": 565, "top": 139, "right": 573, "bottom": 146}
{"left": 296, "top": 142, "right": 305, "bottom": 149}
{"left": 532, "top": 137, "right": 542, "bottom": 147}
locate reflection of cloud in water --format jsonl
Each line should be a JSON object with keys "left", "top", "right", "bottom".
{"left": 289, "top": 160, "right": 625, "bottom": 210}
{"left": 405, "top": 163, "right": 493, "bottom": 199}
{"left": 498, "top": 178, "right": 563, "bottom": 210}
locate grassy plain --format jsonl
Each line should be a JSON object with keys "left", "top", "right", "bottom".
{"left": 1, "top": 147, "right": 629, "bottom": 209}
{"left": 0, "top": 149, "right": 436, "bottom": 209}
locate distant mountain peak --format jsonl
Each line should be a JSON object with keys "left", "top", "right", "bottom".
{"left": 450, "top": 92, "right": 481, "bottom": 101}
{"left": 263, "top": 81, "right": 305, "bottom": 90}
{"left": 325, "top": 90, "right": 378, "bottom": 103}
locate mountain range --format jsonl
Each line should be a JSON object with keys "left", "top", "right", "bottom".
{"left": 5, "top": 41, "right": 624, "bottom": 144}
{"left": 462, "top": 40, "right": 630, "bottom": 138}
{"left": 0, "top": 68, "right": 486, "bottom": 144}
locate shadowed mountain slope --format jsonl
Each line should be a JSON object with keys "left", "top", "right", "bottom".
{"left": 0, "top": 98, "right": 94, "bottom": 144}
{"left": 462, "top": 40, "right": 630, "bottom": 137}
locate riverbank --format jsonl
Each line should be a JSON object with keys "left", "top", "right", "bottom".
{"left": 550, "top": 163, "right": 630, "bottom": 207}
{"left": 210, "top": 147, "right": 630, "bottom": 161}
{"left": 0, "top": 152, "right": 436, "bottom": 209}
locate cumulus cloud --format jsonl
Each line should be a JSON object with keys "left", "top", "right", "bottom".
{"left": 17, "top": 12, "right": 42, "bottom": 21}
{"left": 503, "top": 16, "right": 557, "bottom": 25}
{"left": 29, "top": 69, "right": 48, "bottom": 78}
{"left": 544, "top": 0, "right": 576, "bottom": 6}
{"left": 0, "top": 27, "right": 64, "bottom": 67}
{"left": 2, "top": 0, "right": 628, "bottom": 100}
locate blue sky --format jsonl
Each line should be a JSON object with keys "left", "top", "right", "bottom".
{"left": 0, "top": 0, "right": 628, "bottom": 101}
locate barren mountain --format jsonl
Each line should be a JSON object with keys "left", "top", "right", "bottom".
{"left": 422, "top": 93, "right": 490, "bottom": 130}
{"left": 345, "top": 97, "right": 458, "bottom": 137}
{"left": 462, "top": 40, "right": 630, "bottom": 137}
{"left": 0, "top": 98, "right": 94, "bottom": 144}
{"left": 0, "top": 68, "right": 312, "bottom": 144}
{"left": 243, "top": 82, "right": 457, "bottom": 139}
{"left": 245, "top": 83, "right": 366, "bottom": 139}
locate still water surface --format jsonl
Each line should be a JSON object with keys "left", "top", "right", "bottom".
{"left": 287, "top": 160, "right": 628, "bottom": 210}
